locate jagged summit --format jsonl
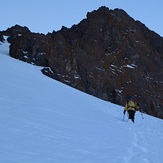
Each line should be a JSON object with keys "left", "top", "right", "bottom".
{"left": 0, "top": 6, "right": 163, "bottom": 118}
{"left": 87, "top": 6, "right": 129, "bottom": 19}
{"left": 3, "top": 24, "right": 30, "bottom": 34}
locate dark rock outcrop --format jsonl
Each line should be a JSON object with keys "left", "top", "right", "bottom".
{"left": 0, "top": 33, "right": 4, "bottom": 42}
{"left": 1, "top": 6, "right": 163, "bottom": 119}
{"left": 1, "top": 25, "right": 49, "bottom": 66}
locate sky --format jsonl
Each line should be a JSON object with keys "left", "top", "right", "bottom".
{"left": 0, "top": 37, "right": 163, "bottom": 162}
{"left": 1, "top": 0, "right": 163, "bottom": 36}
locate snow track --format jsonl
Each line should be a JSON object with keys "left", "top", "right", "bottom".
{"left": 124, "top": 126, "right": 149, "bottom": 163}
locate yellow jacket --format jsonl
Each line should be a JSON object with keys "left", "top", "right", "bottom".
{"left": 124, "top": 100, "right": 139, "bottom": 111}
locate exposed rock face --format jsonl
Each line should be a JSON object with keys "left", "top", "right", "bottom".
{"left": 1, "top": 7, "right": 163, "bottom": 118}
{"left": 1, "top": 25, "right": 49, "bottom": 66}
{"left": 0, "top": 33, "right": 4, "bottom": 42}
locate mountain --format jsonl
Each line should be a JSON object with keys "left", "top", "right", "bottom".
{"left": 0, "top": 6, "right": 163, "bottom": 119}
{"left": 0, "top": 34, "right": 163, "bottom": 163}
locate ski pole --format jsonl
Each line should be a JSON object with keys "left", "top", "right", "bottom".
{"left": 123, "top": 113, "right": 125, "bottom": 121}
{"left": 140, "top": 112, "right": 144, "bottom": 119}
{"left": 123, "top": 110, "right": 126, "bottom": 121}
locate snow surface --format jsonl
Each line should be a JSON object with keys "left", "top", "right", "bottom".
{"left": 0, "top": 37, "right": 163, "bottom": 163}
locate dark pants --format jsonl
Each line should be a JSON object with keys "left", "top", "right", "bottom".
{"left": 128, "top": 110, "right": 135, "bottom": 122}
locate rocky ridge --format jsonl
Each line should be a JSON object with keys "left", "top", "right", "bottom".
{"left": 1, "top": 6, "right": 163, "bottom": 118}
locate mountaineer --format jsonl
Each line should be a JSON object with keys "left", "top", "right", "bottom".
{"left": 123, "top": 96, "right": 139, "bottom": 123}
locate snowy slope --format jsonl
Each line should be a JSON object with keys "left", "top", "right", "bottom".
{"left": 0, "top": 37, "right": 163, "bottom": 163}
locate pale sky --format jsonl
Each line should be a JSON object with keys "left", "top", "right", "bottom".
{"left": 1, "top": 0, "right": 163, "bottom": 36}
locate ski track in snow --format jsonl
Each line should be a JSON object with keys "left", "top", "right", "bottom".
{"left": 0, "top": 36, "right": 163, "bottom": 163}
{"left": 123, "top": 125, "right": 149, "bottom": 163}
{"left": 121, "top": 117, "right": 163, "bottom": 163}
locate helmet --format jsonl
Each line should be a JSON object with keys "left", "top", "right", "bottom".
{"left": 129, "top": 96, "right": 134, "bottom": 100}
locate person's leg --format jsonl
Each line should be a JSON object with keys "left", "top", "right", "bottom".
{"left": 128, "top": 110, "right": 132, "bottom": 120}
{"left": 128, "top": 110, "right": 135, "bottom": 123}
{"left": 131, "top": 111, "right": 135, "bottom": 123}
